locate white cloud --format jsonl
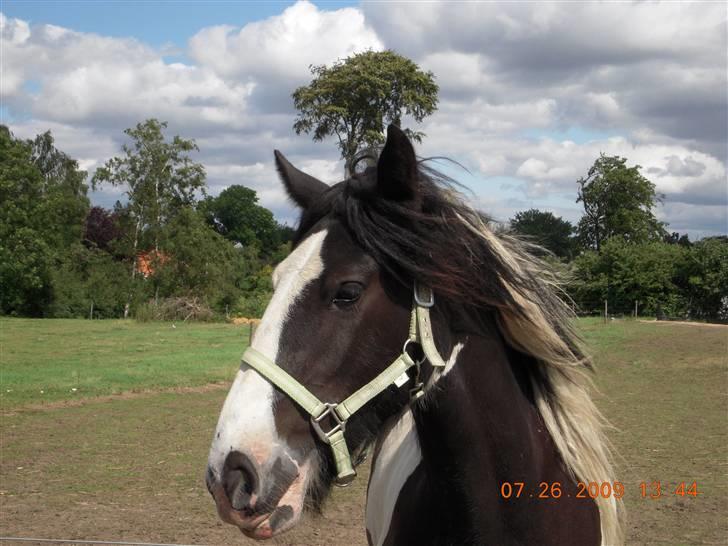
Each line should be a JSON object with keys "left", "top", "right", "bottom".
{"left": 1, "top": 1, "right": 725, "bottom": 237}
{"left": 189, "top": 1, "right": 382, "bottom": 83}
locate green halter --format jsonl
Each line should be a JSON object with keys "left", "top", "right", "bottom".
{"left": 240, "top": 284, "right": 446, "bottom": 485}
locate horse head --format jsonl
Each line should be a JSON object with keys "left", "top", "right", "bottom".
{"left": 206, "top": 125, "right": 428, "bottom": 539}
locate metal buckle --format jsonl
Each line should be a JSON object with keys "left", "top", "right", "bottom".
{"left": 310, "top": 403, "right": 346, "bottom": 444}
{"left": 414, "top": 283, "right": 434, "bottom": 308}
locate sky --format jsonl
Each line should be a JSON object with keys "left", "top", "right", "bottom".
{"left": 1, "top": 0, "right": 726, "bottom": 238}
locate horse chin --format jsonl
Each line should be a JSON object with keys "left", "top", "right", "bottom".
{"left": 212, "top": 491, "right": 305, "bottom": 540}
{"left": 238, "top": 511, "right": 298, "bottom": 540}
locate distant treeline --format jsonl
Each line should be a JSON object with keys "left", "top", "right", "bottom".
{"left": 1, "top": 121, "right": 291, "bottom": 321}
{"left": 1, "top": 121, "right": 726, "bottom": 322}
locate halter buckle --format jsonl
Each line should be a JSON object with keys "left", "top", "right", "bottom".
{"left": 310, "top": 403, "right": 346, "bottom": 444}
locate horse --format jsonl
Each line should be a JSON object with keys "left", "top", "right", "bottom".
{"left": 205, "top": 125, "right": 624, "bottom": 545}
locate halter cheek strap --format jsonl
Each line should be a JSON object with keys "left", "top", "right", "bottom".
{"left": 240, "top": 283, "right": 445, "bottom": 485}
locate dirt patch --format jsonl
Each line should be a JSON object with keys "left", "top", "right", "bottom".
{"left": 0, "top": 390, "right": 368, "bottom": 546}
{"left": 638, "top": 319, "right": 728, "bottom": 329}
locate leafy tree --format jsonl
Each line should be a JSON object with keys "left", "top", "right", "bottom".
{"left": 510, "top": 208, "right": 575, "bottom": 258}
{"left": 0, "top": 126, "right": 89, "bottom": 315}
{"left": 153, "top": 207, "right": 244, "bottom": 311}
{"left": 92, "top": 119, "right": 206, "bottom": 316}
{"left": 200, "top": 186, "right": 281, "bottom": 256}
{"left": 0, "top": 227, "right": 54, "bottom": 316}
{"left": 84, "top": 206, "right": 122, "bottom": 252}
{"left": 30, "top": 131, "right": 90, "bottom": 249}
{"left": 576, "top": 154, "right": 666, "bottom": 251}
{"left": 569, "top": 239, "right": 688, "bottom": 316}
{"left": 663, "top": 231, "right": 692, "bottom": 247}
{"left": 48, "top": 246, "right": 128, "bottom": 319}
{"left": 292, "top": 50, "right": 439, "bottom": 172}
{"left": 681, "top": 237, "right": 728, "bottom": 320}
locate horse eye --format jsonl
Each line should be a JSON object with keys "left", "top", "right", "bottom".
{"left": 333, "top": 282, "right": 363, "bottom": 306}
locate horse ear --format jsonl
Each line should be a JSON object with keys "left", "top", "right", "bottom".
{"left": 274, "top": 150, "right": 328, "bottom": 209}
{"left": 376, "top": 124, "right": 419, "bottom": 203}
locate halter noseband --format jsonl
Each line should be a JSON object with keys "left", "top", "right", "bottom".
{"left": 240, "top": 283, "right": 446, "bottom": 485}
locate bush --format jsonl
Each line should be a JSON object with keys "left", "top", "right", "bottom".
{"left": 47, "top": 246, "right": 129, "bottom": 318}
{"left": 234, "top": 292, "right": 272, "bottom": 319}
{"left": 134, "top": 297, "right": 215, "bottom": 322}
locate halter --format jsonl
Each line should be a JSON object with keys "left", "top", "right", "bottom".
{"left": 240, "top": 283, "right": 446, "bottom": 485}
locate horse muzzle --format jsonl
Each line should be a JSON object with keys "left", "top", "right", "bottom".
{"left": 206, "top": 449, "right": 309, "bottom": 539}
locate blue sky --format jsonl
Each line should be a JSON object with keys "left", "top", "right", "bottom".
{"left": 3, "top": 1, "right": 356, "bottom": 47}
{"left": 1, "top": 1, "right": 725, "bottom": 236}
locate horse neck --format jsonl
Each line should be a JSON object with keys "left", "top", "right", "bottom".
{"left": 366, "top": 307, "right": 601, "bottom": 546}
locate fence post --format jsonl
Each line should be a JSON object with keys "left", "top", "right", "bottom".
{"left": 604, "top": 299, "right": 608, "bottom": 324}
{"left": 634, "top": 300, "right": 638, "bottom": 318}
{"left": 89, "top": 301, "right": 94, "bottom": 320}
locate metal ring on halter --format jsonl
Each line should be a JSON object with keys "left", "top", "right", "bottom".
{"left": 414, "top": 284, "right": 435, "bottom": 308}
{"left": 402, "top": 339, "right": 426, "bottom": 365}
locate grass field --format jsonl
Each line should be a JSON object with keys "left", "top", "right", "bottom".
{"left": 1, "top": 317, "right": 726, "bottom": 545}
{"left": 0, "top": 319, "right": 249, "bottom": 407}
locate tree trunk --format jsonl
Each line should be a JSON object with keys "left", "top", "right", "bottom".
{"left": 124, "top": 215, "right": 142, "bottom": 319}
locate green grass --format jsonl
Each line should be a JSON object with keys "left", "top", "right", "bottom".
{"left": 0, "top": 318, "right": 250, "bottom": 408}
{"left": 0, "top": 318, "right": 726, "bottom": 544}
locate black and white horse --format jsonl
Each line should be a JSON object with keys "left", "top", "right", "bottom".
{"left": 206, "top": 126, "right": 623, "bottom": 545}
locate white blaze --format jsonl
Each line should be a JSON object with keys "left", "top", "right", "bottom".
{"left": 208, "top": 229, "right": 328, "bottom": 474}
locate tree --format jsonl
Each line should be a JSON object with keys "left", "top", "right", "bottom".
{"left": 84, "top": 206, "right": 122, "bottom": 252}
{"left": 569, "top": 239, "right": 688, "bottom": 317}
{"left": 510, "top": 209, "right": 575, "bottom": 259}
{"left": 292, "top": 50, "right": 439, "bottom": 172}
{"left": 92, "top": 119, "right": 206, "bottom": 316}
{"left": 154, "top": 207, "right": 245, "bottom": 311}
{"left": 200, "top": 186, "right": 281, "bottom": 256}
{"left": 576, "top": 154, "right": 666, "bottom": 251}
{"left": 680, "top": 237, "right": 728, "bottom": 320}
{"left": 663, "top": 231, "right": 692, "bottom": 247}
{"left": 31, "top": 131, "right": 90, "bottom": 250}
{"left": 48, "top": 245, "right": 129, "bottom": 319}
{"left": 0, "top": 126, "right": 89, "bottom": 315}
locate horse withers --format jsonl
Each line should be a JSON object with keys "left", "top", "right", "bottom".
{"left": 205, "top": 125, "right": 624, "bottom": 545}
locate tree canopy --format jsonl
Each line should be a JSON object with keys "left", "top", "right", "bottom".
{"left": 576, "top": 154, "right": 666, "bottom": 251}
{"left": 292, "top": 50, "right": 439, "bottom": 172}
{"left": 200, "top": 185, "right": 282, "bottom": 256}
{"left": 0, "top": 126, "right": 90, "bottom": 315}
{"left": 510, "top": 208, "right": 575, "bottom": 258}
{"left": 92, "top": 119, "right": 206, "bottom": 253}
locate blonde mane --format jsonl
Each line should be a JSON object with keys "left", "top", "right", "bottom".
{"left": 457, "top": 209, "right": 625, "bottom": 546}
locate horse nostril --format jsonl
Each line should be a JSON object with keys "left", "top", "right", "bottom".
{"left": 223, "top": 451, "right": 259, "bottom": 511}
